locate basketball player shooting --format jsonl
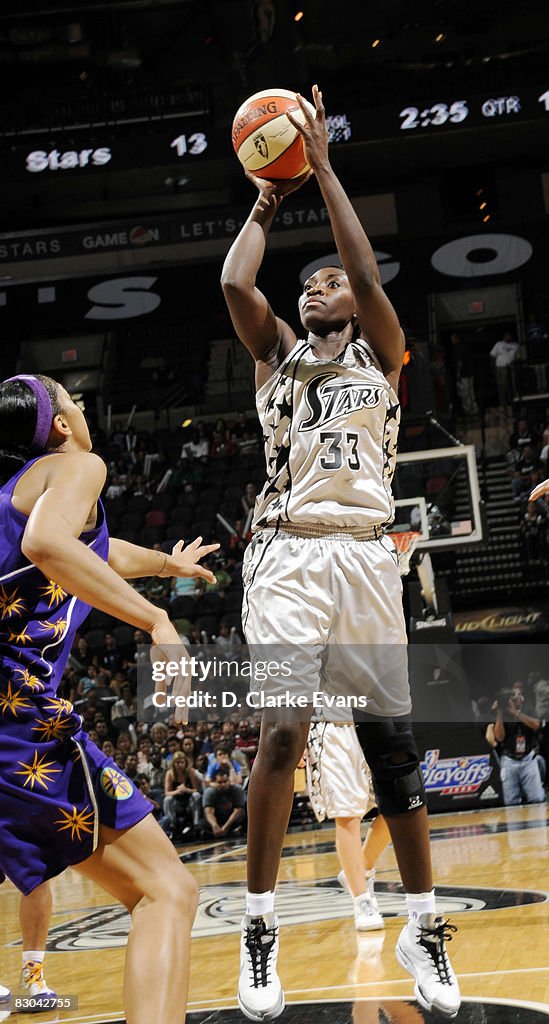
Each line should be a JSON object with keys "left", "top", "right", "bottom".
{"left": 221, "top": 85, "right": 460, "bottom": 1020}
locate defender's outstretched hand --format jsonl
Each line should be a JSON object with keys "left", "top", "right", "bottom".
{"left": 161, "top": 537, "right": 219, "bottom": 582}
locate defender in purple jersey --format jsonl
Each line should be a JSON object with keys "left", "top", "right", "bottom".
{"left": 0, "top": 373, "right": 218, "bottom": 1024}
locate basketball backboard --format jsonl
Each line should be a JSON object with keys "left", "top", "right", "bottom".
{"left": 388, "top": 444, "right": 483, "bottom": 553}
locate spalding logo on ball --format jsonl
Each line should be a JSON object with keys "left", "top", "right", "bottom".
{"left": 232, "top": 88, "right": 315, "bottom": 180}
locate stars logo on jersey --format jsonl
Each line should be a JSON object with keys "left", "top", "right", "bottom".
{"left": 100, "top": 766, "right": 133, "bottom": 800}
{"left": 299, "top": 373, "right": 385, "bottom": 431}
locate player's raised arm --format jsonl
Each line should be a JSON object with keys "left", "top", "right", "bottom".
{"left": 287, "top": 86, "right": 405, "bottom": 385}
{"left": 221, "top": 172, "right": 306, "bottom": 374}
{"left": 108, "top": 536, "right": 219, "bottom": 582}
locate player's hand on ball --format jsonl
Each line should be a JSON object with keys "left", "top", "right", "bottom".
{"left": 529, "top": 479, "right": 549, "bottom": 502}
{"left": 245, "top": 166, "right": 312, "bottom": 200}
{"left": 286, "top": 84, "right": 329, "bottom": 172}
{"left": 162, "top": 537, "right": 220, "bottom": 581}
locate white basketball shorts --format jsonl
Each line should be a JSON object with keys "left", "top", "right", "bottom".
{"left": 305, "top": 721, "right": 374, "bottom": 821}
{"left": 241, "top": 529, "right": 410, "bottom": 718}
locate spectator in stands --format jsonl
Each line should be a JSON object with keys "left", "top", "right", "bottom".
{"left": 150, "top": 721, "right": 169, "bottom": 750}
{"left": 125, "top": 752, "right": 139, "bottom": 781}
{"left": 181, "top": 429, "right": 210, "bottom": 463}
{"left": 170, "top": 574, "right": 201, "bottom": 601}
{"left": 194, "top": 753, "right": 209, "bottom": 782}
{"left": 163, "top": 752, "right": 203, "bottom": 838}
{"left": 181, "top": 734, "right": 199, "bottom": 764}
{"left": 511, "top": 446, "right": 539, "bottom": 500}
{"left": 520, "top": 504, "right": 547, "bottom": 566}
{"left": 111, "top": 420, "right": 126, "bottom": 448}
{"left": 69, "top": 636, "right": 91, "bottom": 676}
{"left": 450, "top": 332, "right": 479, "bottom": 417}
{"left": 137, "top": 736, "right": 153, "bottom": 770}
{"left": 115, "top": 731, "right": 135, "bottom": 755}
{"left": 229, "top": 744, "right": 250, "bottom": 780}
{"left": 78, "top": 665, "right": 103, "bottom": 697}
{"left": 112, "top": 683, "right": 137, "bottom": 725}
{"left": 130, "top": 629, "right": 151, "bottom": 673}
{"left": 195, "top": 720, "right": 210, "bottom": 751}
{"left": 100, "top": 634, "right": 123, "bottom": 674}
{"left": 102, "top": 739, "right": 115, "bottom": 759}
{"left": 202, "top": 766, "right": 246, "bottom": 838}
{"left": 94, "top": 716, "right": 115, "bottom": 744}
{"left": 143, "top": 747, "right": 167, "bottom": 796}
{"left": 510, "top": 418, "right": 538, "bottom": 453}
{"left": 215, "top": 622, "right": 242, "bottom": 657}
{"left": 235, "top": 719, "right": 259, "bottom": 763}
{"left": 241, "top": 482, "right": 257, "bottom": 515}
{"left": 490, "top": 331, "right": 519, "bottom": 407}
{"left": 229, "top": 518, "right": 252, "bottom": 549}
{"left": 136, "top": 775, "right": 166, "bottom": 825}
{"left": 106, "top": 475, "right": 125, "bottom": 500}
{"left": 201, "top": 726, "right": 222, "bottom": 755}
{"left": 236, "top": 427, "right": 260, "bottom": 460}
{"left": 163, "top": 737, "right": 183, "bottom": 767}
{"left": 485, "top": 686, "right": 544, "bottom": 804}
{"left": 207, "top": 745, "right": 242, "bottom": 785}
{"left": 210, "top": 430, "right": 237, "bottom": 459}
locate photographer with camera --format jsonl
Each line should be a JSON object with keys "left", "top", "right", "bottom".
{"left": 485, "top": 685, "right": 545, "bottom": 805}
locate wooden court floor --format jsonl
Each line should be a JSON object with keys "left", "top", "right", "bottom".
{"left": 1, "top": 803, "right": 548, "bottom": 1023}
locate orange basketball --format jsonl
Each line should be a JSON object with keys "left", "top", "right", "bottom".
{"left": 231, "top": 88, "right": 314, "bottom": 180}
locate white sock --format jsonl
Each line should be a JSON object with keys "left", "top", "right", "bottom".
{"left": 406, "top": 890, "right": 436, "bottom": 921}
{"left": 246, "top": 890, "right": 275, "bottom": 917}
{"left": 22, "top": 951, "right": 44, "bottom": 968}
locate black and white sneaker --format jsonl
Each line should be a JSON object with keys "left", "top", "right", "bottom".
{"left": 396, "top": 913, "right": 460, "bottom": 1018}
{"left": 238, "top": 913, "right": 285, "bottom": 1021}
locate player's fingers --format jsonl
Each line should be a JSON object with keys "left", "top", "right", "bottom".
{"left": 295, "top": 93, "right": 314, "bottom": 125}
{"left": 171, "top": 539, "right": 184, "bottom": 554}
{"left": 151, "top": 643, "right": 169, "bottom": 694}
{"left": 172, "top": 671, "right": 191, "bottom": 724}
{"left": 312, "top": 84, "right": 325, "bottom": 118}
{"left": 196, "top": 542, "right": 220, "bottom": 557}
{"left": 193, "top": 567, "right": 217, "bottom": 583}
{"left": 186, "top": 535, "right": 203, "bottom": 550}
{"left": 286, "top": 109, "right": 305, "bottom": 135}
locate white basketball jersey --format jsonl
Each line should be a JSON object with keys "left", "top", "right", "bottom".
{"left": 253, "top": 338, "right": 400, "bottom": 531}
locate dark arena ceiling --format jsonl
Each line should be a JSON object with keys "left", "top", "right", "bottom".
{"left": 0, "top": 0, "right": 548, "bottom": 228}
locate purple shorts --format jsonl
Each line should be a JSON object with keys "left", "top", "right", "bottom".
{"left": 0, "top": 727, "right": 151, "bottom": 895}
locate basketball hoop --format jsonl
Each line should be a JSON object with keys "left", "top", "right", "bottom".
{"left": 389, "top": 531, "right": 421, "bottom": 576}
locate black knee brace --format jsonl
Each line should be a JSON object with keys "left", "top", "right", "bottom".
{"left": 355, "top": 716, "right": 426, "bottom": 817}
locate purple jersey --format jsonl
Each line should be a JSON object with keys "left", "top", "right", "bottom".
{"left": 0, "top": 456, "right": 150, "bottom": 894}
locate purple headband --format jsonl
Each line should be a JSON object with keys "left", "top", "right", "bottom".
{"left": 5, "top": 374, "right": 54, "bottom": 452}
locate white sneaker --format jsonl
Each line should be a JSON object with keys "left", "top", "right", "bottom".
{"left": 353, "top": 894, "right": 385, "bottom": 931}
{"left": 396, "top": 913, "right": 460, "bottom": 1018}
{"left": 238, "top": 913, "right": 285, "bottom": 1021}
{"left": 0, "top": 986, "right": 10, "bottom": 1004}
{"left": 337, "top": 868, "right": 380, "bottom": 909}
{"left": 17, "top": 961, "right": 57, "bottom": 1012}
